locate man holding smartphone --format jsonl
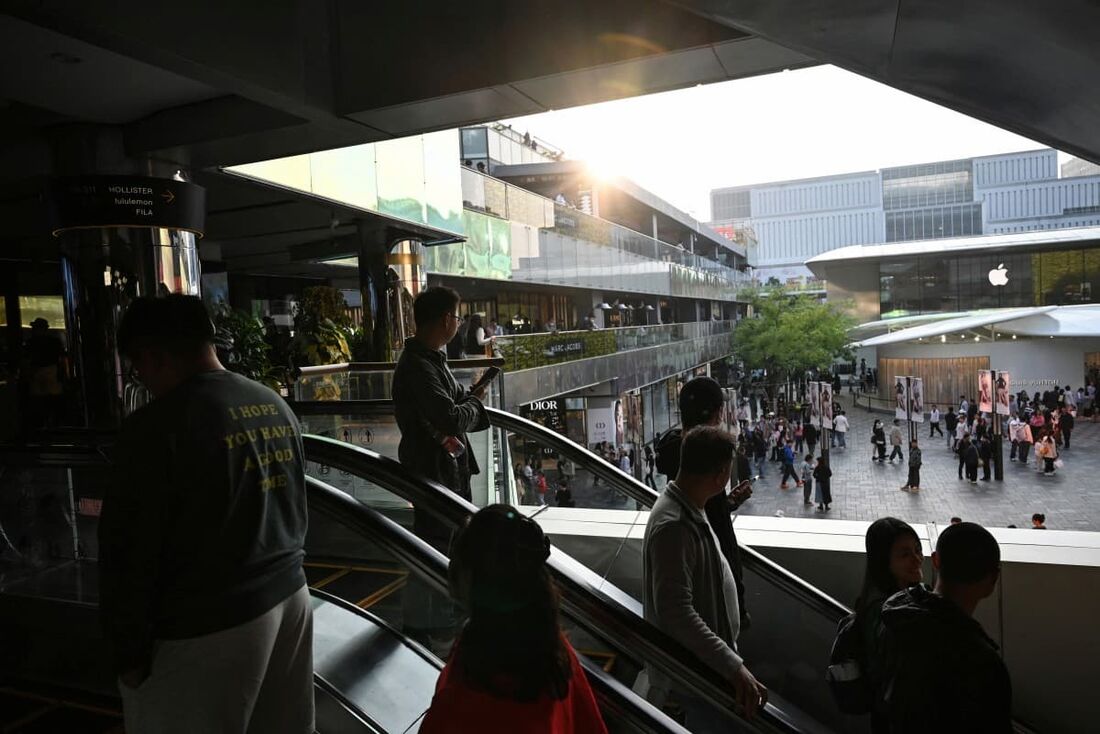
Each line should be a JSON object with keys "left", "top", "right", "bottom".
{"left": 654, "top": 377, "right": 752, "bottom": 627}
{"left": 393, "top": 286, "right": 491, "bottom": 647}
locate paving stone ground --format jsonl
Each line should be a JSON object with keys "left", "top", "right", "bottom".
{"left": 730, "top": 394, "right": 1100, "bottom": 531}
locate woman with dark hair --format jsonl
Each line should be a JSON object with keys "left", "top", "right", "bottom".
{"left": 871, "top": 420, "right": 886, "bottom": 463}
{"left": 855, "top": 517, "right": 924, "bottom": 733}
{"left": 420, "top": 505, "right": 607, "bottom": 733}
{"left": 465, "top": 313, "right": 494, "bottom": 357}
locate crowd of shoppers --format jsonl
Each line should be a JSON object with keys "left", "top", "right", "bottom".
{"left": 948, "top": 389, "right": 1075, "bottom": 480}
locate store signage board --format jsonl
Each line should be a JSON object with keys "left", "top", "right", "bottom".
{"left": 48, "top": 175, "right": 206, "bottom": 236}
{"left": 545, "top": 339, "right": 585, "bottom": 359}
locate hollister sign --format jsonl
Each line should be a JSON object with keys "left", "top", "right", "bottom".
{"left": 48, "top": 175, "right": 206, "bottom": 236}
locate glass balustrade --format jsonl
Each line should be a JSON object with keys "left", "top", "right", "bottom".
{"left": 444, "top": 168, "right": 748, "bottom": 301}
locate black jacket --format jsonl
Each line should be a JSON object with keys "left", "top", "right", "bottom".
{"left": 964, "top": 444, "right": 980, "bottom": 467}
{"left": 945, "top": 412, "right": 958, "bottom": 432}
{"left": 392, "top": 338, "right": 489, "bottom": 498}
{"left": 879, "top": 585, "right": 1012, "bottom": 733}
{"left": 872, "top": 426, "right": 886, "bottom": 446}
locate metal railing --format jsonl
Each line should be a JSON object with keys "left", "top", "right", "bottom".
{"left": 292, "top": 357, "right": 505, "bottom": 404}
{"left": 495, "top": 319, "right": 734, "bottom": 371}
{"left": 459, "top": 167, "right": 746, "bottom": 283}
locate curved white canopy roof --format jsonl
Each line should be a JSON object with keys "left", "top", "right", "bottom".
{"left": 851, "top": 305, "right": 1100, "bottom": 347}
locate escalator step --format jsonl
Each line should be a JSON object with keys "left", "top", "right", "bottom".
{"left": 4, "top": 705, "right": 121, "bottom": 733}
{"left": 315, "top": 569, "right": 407, "bottom": 609}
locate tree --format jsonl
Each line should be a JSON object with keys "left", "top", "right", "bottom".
{"left": 733, "top": 287, "right": 854, "bottom": 392}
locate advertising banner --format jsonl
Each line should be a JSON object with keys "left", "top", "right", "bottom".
{"left": 995, "top": 372, "right": 1011, "bottom": 416}
{"left": 894, "top": 377, "right": 909, "bottom": 421}
{"left": 978, "top": 370, "right": 993, "bottom": 414}
{"left": 821, "top": 382, "right": 834, "bottom": 424}
{"left": 910, "top": 378, "right": 924, "bottom": 422}
{"left": 808, "top": 381, "right": 820, "bottom": 422}
{"left": 587, "top": 407, "right": 615, "bottom": 447}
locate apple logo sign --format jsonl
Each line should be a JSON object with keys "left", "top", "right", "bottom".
{"left": 988, "top": 263, "right": 1009, "bottom": 287}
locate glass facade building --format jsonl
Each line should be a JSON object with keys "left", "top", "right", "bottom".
{"left": 879, "top": 247, "right": 1100, "bottom": 318}
{"left": 882, "top": 158, "right": 983, "bottom": 242}
{"left": 427, "top": 168, "right": 745, "bottom": 301}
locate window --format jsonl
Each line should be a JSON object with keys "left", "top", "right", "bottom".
{"left": 460, "top": 128, "right": 488, "bottom": 159}
{"left": 712, "top": 189, "right": 751, "bottom": 220}
{"left": 18, "top": 296, "right": 66, "bottom": 328}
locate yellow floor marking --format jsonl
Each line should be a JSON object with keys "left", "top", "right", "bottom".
{"left": 355, "top": 574, "right": 409, "bottom": 609}
{"left": 310, "top": 568, "right": 352, "bottom": 590}
{"left": 575, "top": 650, "right": 617, "bottom": 673}
{"left": 304, "top": 561, "right": 402, "bottom": 575}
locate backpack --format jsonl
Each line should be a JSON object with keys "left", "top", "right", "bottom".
{"left": 826, "top": 612, "right": 874, "bottom": 714}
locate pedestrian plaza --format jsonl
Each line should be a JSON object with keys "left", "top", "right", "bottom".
{"left": 734, "top": 395, "right": 1100, "bottom": 531}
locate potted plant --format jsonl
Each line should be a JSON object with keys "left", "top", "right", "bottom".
{"left": 211, "top": 305, "right": 283, "bottom": 391}
{"left": 290, "top": 286, "right": 353, "bottom": 400}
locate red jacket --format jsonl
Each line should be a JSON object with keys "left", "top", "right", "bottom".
{"left": 420, "top": 637, "right": 608, "bottom": 734}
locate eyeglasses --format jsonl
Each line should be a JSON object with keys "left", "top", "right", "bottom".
{"left": 446, "top": 312, "right": 462, "bottom": 322}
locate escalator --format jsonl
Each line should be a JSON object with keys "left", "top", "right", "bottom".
{"left": 0, "top": 445, "right": 686, "bottom": 733}
{"left": 302, "top": 434, "right": 831, "bottom": 734}
{"left": 293, "top": 399, "right": 852, "bottom": 733}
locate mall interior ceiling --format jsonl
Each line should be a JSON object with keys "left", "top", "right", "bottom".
{"left": 1, "top": 1, "right": 1097, "bottom": 248}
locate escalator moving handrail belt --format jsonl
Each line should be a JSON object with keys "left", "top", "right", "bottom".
{"left": 303, "top": 436, "right": 800, "bottom": 733}
{"left": 305, "top": 474, "right": 691, "bottom": 734}
{"left": 294, "top": 401, "right": 851, "bottom": 623}
{"left": 484, "top": 408, "right": 852, "bottom": 621}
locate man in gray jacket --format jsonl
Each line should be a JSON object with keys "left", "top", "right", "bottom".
{"left": 643, "top": 426, "right": 767, "bottom": 728}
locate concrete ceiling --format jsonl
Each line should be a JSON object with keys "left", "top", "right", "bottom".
{"left": 4, "top": 1, "right": 1098, "bottom": 176}
{"left": 0, "top": 0, "right": 812, "bottom": 175}
{"left": 4, "top": 0, "right": 1098, "bottom": 269}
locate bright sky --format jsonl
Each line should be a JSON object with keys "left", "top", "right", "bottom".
{"left": 502, "top": 65, "right": 1057, "bottom": 222}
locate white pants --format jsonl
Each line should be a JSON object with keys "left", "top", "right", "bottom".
{"left": 120, "top": 584, "right": 314, "bottom": 734}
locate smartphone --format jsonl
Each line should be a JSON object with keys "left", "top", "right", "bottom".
{"left": 471, "top": 366, "right": 501, "bottom": 393}
{"left": 728, "top": 478, "right": 753, "bottom": 509}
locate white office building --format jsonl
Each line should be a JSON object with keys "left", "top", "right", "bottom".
{"left": 711, "top": 149, "right": 1100, "bottom": 283}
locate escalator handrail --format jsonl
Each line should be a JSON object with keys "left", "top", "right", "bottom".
{"left": 483, "top": 407, "right": 853, "bottom": 621}
{"left": 309, "top": 585, "right": 441, "bottom": 733}
{"left": 306, "top": 473, "right": 692, "bottom": 734}
{"left": 306, "top": 475, "right": 452, "bottom": 599}
{"left": 303, "top": 435, "right": 802, "bottom": 734}
{"left": 292, "top": 399, "right": 853, "bottom": 623}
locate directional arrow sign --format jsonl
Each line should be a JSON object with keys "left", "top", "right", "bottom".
{"left": 47, "top": 175, "right": 205, "bottom": 235}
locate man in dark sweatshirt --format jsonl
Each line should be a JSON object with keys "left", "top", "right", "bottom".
{"left": 879, "top": 522, "right": 1011, "bottom": 732}
{"left": 393, "top": 286, "right": 490, "bottom": 647}
{"left": 655, "top": 377, "right": 752, "bottom": 626}
{"left": 100, "top": 296, "right": 312, "bottom": 734}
